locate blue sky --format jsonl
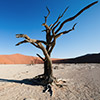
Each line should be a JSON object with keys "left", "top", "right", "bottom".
{"left": 0, "top": 0, "right": 100, "bottom": 58}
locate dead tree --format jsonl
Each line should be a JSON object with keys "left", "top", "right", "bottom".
{"left": 16, "top": 1, "right": 98, "bottom": 86}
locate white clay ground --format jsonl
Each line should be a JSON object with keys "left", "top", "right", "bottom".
{"left": 0, "top": 64, "right": 100, "bottom": 100}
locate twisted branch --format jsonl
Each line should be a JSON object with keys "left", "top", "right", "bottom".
{"left": 16, "top": 34, "right": 51, "bottom": 61}
{"left": 48, "top": 39, "right": 56, "bottom": 55}
{"left": 55, "top": 23, "right": 77, "bottom": 39}
{"left": 45, "top": 7, "right": 50, "bottom": 24}
{"left": 51, "top": 7, "right": 69, "bottom": 30}
{"left": 16, "top": 34, "right": 47, "bottom": 45}
{"left": 16, "top": 40, "right": 28, "bottom": 46}
{"left": 55, "top": 1, "right": 98, "bottom": 34}
{"left": 52, "top": 22, "right": 60, "bottom": 36}
{"left": 42, "top": 7, "right": 50, "bottom": 30}
{"left": 37, "top": 54, "right": 45, "bottom": 61}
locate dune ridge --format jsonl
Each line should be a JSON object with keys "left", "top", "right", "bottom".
{"left": 0, "top": 53, "right": 100, "bottom": 64}
{"left": 0, "top": 54, "right": 42, "bottom": 64}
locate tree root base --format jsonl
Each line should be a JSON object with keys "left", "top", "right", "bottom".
{"left": 25, "top": 74, "right": 67, "bottom": 96}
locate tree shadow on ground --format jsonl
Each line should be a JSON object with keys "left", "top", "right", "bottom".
{"left": 0, "top": 77, "right": 53, "bottom": 96}
{"left": 0, "top": 78, "right": 43, "bottom": 86}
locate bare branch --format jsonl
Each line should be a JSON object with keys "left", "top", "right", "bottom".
{"left": 51, "top": 7, "right": 69, "bottom": 36}
{"left": 42, "top": 29, "right": 46, "bottom": 32}
{"left": 51, "top": 7, "right": 69, "bottom": 29}
{"left": 16, "top": 34, "right": 51, "bottom": 61}
{"left": 52, "top": 22, "right": 60, "bottom": 36}
{"left": 16, "top": 34, "right": 30, "bottom": 40}
{"left": 48, "top": 44, "right": 55, "bottom": 55}
{"left": 60, "top": 6, "right": 69, "bottom": 18}
{"left": 16, "top": 35, "right": 39, "bottom": 48}
{"left": 16, "top": 34, "right": 47, "bottom": 45}
{"left": 48, "top": 39, "right": 56, "bottom": 55}
{"left": 38, "top": 43, "right": 51, "bottom": 61}
{"left": 49, "top": 24, "right": 53, "bottom": 28}
{"left": 37, "top": 54, "right": 45, "bottom": 61}
{"left": 55, "top": 1, "right": 98, "bottom": 34}
{"left": 37, "top": 40, "right": 47, "bottom": 45}
{"left": 55, "top": 23, "right": 77, "bottom": 39}
{"left": 16, "top": 40, "right": 28, "bottom": 46}
{"left": 44, "top": 7, "right": 50, "bottom": 24}
{"left": 42, "top": 23, "right": 50, "bottom": 30}
{"left": 72, "top": 23, "right": 77, "bottom": 30}
{"left": 42, "top": 7, "right": 51, "bottom": 30}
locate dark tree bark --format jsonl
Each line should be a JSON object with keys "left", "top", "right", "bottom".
{"left": 16, "top": 1, "right": 98, "bottom": 85}
{"left": 44, "top": 59, "right": 53, "bottom": 82}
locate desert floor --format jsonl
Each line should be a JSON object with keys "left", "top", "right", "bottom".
{"left": 0, "top": 64, "right": 100, "bottom": 100}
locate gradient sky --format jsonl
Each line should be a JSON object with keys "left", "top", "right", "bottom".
{"left": 0, "top": 0, "right": 100, "bottom": 58}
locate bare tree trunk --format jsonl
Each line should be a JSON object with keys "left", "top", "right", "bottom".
{"left": 44, "top": 58, "right": 53, "bottom": 83}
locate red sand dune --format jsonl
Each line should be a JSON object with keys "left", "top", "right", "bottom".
{"left": 0, "top": 53, "right": 100, "bottom": 64}
{"left": 0, "top": 54, "right": 42, "bottom": 64}
{"left": 0, "top": 54, "right": 60, "bottom": 64}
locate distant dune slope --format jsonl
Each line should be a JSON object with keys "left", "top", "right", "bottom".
{"left": 0, "top": 54, "right": 42, "bottom": 64}
{"left": 54, "top": 53, "right": 100, "bottom": 63}
{"left": 0, "top": 53, "right": 100, "bottom": 64}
